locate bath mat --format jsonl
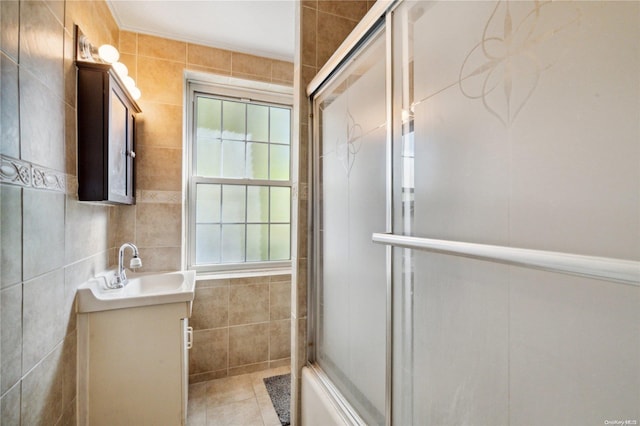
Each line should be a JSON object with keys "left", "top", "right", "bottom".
{"left": 263, "top": 373, "right": 291, "bottom": 426}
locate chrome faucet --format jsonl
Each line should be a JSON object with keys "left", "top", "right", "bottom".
{"left": 109, "top": 243, "right": 142, "bottom": 288}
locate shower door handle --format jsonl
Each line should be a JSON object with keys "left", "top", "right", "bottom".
{"left": 371, "top": 233, "right": 640, "bottom": 286}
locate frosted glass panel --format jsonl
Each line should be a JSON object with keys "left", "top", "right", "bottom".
{"left": 196, "top": 139, "right": 221, "bottom": 177}
{"left": 247, "top": 186, "right": 268, "bottom": 223}
{"left": 192, "top": 93, "right": 291, "bottom": 269}
{"left": 222, "top": 140, "right": 245, "bottom": 178}
{"left": 315, "top": 30, "right": 387, "bottom": 425}
{"left": 269, "top": 145, "right": 289, "bottom": 181}
{"left": 221, "top": 224, "right": 245, "bottom": 262}
{"left": 269, "top": 224, "right": 290, "bottom": 260}
{"left": 221, "top": 185, "right": 246, "bottom": 222}
{"left": 247, "top": 104, "right": 268, "bottom": 142}
{"left": 247, "top": 224, "right": 268, "bottom": 261}
{"left": 270, "top": 187, "right": 290, "bottom": 223}
{"left": 391, "top": 1, "right": 640, "bottom": 425}
{"left": 247, "top": 142, "right": 268, "bottom": 179}
{"left": 196, "top": 184, "right": 220, "bottom": 223}
{"left": 195, "top": 224, "right": 220, "bottom": 264}
{"left": 197, "top": 97, "right": 221, "bottom": 134}
{"left": 270, "top": 107, "right": 290, "bottom": 144}
{"left": 222, "top": 101, "right": 245, "bottom": 139}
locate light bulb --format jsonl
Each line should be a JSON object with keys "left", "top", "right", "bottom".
{"left": 123, "top": 76, "right": 136, "bottom": 91}
{"left": 112, "top": 61, "right": 128, "bottom": 78}
{"left": 130, "top": 86, "right": 141, "bottom": 101}
{"left": 98, "top": 44, "right": 120, "bottom": 63}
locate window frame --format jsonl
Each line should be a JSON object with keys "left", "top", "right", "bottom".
{"left": 184, "top": 75, "right": 293, "bottom": 274}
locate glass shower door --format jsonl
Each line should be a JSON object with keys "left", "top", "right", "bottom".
{"left": 391, "top": 1, "right": 640, "bottom": 424}
{"left": 313, "top": 28, "right": 388, "bottom": 425}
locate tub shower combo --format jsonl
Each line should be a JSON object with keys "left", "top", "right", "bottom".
{"left": 304, "top": 1, "right": 640, "bottom": 425}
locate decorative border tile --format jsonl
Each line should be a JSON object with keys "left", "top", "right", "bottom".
{"left": 136, "top": 190, "right": 182, "bottom": 204}
{"left": 1, "top": 155, "right": 32, "bottom": 186}
{"left": 1, "top": 155, "right": 67, "bottom": 193}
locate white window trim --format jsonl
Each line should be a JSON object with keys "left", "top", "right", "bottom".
{"left": 183, "top": 71, "right": 294, "bottom": 274}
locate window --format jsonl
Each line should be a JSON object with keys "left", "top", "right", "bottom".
{"left": 186, "top": 80, "right": 292, "bottom": 272}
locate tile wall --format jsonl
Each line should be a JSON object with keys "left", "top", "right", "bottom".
{"left": 189, "top": 274, "right": 291, "bottom": 383}
{"left": 1, "top": 0, "right": 118, "bottom": 423}
{"left": 1, "top": 0, "right": 294, "bottom": 423}
{"left": 291, "top": 1, "right": 374, "bottom": 424}
{"left": 111, "top": 30, "right": 294, "bottom": 271}
{"left": 111, "top": 30, "right": 295, "bottom": 385}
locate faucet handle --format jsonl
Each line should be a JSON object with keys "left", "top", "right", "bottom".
{"left": 108, "top": 274, "right": 125, "bottom": 289}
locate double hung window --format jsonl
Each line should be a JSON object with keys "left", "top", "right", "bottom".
{"left": 187, "top": 82, "right": 292, "bottom": 272}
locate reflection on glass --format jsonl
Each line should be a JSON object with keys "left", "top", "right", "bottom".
{"left": 221, "top": 185, "right": 246, "bottom": 222}
{"left": 247, "top": 186, "right": 269, "bottom": 222}
{"left": 247, "top": 224, "right": 269, "bottom": 261}
{"left": 247, "top": 143, "right": 269, "bottom": 179}
{"left": 196, "top": 184, "right": 221, "bottom": 223}
{"left": 270, "top": 224, "right": 290, "bottom": 260}
{"left": 222, "top": 224, "right": 245, "bottom": 262}
{"left": 270, "top": 107, "right": 291, "bottom": 144}
{"left": 270, "top": 187, "right": 290, "bottom": 223}
{"left": 222, "top": 101, "right": 246, "bottom": 139}
{"left": 196, "top": 224, "right": 220, "bottom": 264}
{"left": 248, "top": 104, "right": 269, "bottom": 142}
{"left": 270, "top": 145, "right": 290, "bottom": 181}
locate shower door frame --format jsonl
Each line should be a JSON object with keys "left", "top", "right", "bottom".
{"left": 307, "top": 2, "right": 399, "bottom": 425}
{"left": 308, "top": 1, "right": 640, "bottom": 425}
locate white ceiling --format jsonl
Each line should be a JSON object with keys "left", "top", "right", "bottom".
{"left": 106, "top": 0, "right": 296, "bottom": 61}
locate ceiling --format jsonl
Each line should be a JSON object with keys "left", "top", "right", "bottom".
{"left": 106, "top": 1, "right": 296, "bottom": 61}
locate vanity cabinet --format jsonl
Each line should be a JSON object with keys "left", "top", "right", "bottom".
{"left": 77, "top": 301, "right": 192, "bottom": 425}
{"left": 76, "top": 61, "right": 140, "bottom": 204}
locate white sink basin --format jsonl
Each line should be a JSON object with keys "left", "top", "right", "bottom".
{"left": 77, "top": 270, "right": 196, "bottom": 313}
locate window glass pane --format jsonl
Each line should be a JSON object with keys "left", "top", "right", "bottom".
{"left": 197, "top": 97, "right": 221, "bottom": 136}
{"left": 246, "top": 224, "right": 269, "bottom": 261}
{"left": 270, "top": 107, "right": 290, "bottom": 144}
{"left": 270, "top": 224, "right": 290, "bottom": 260}
{"left": 247, "top": 143, "right": 269, "bottom": 179}
{"left": 222, "top": 101, "right": 246, "bottom": 139}
{"left": 247, "top": 186, "right": 269, "bottom": 223}
{"left": 270, "top": 145, "right": 290, "bottom": 181}
{"left": 196, "top": 224, "right": 220, "bottom": 264}
{"left": 192, "top": 92, "right": 291, "bottom": 270}
{"left": 270, "top": 187, "right": 290, "bottom": 223}
{"left": 222, "top": 140, "right": 245, "bottom": 178}
{"left": 247, "top": 104, "right": 269, "bottom": 142}
{"left": 196, "top": 184, "right": 221, "bottom": 223}
{"left": 196, "top": 139, "right": 221, "bottom": 177}
{"left": 221, "top": 185, "right": 246, "bottom": 222}
{"left": 222, "top": 224, "right": 245, "bottom": 262}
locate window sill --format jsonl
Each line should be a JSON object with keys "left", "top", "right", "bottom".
{"left": 195, "top": 267, "right": 292, "bottom": 281}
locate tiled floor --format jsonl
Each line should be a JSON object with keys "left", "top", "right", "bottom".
{"left": 187, "top": 366, "right": 290, "bottom": 426}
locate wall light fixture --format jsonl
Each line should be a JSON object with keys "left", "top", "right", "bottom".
{"left": 75, "top": 25, "right": 142, "bottom": 101}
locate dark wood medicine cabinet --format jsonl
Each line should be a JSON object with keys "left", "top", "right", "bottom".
{"left": 76, "top": 61, "right": 141, "bottom": 204}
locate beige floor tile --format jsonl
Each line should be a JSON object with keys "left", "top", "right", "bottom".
{"left": 207, "top": 374, "right": 255, "bottom": 408}
{"left": 189, "top": 367, "right": 288, "bottom": 426}
{"left": 206, "top": 398, "right": 264, "bottom": 426}
{"left": 255, "top": 390, "right": 282, "bottom": 426}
